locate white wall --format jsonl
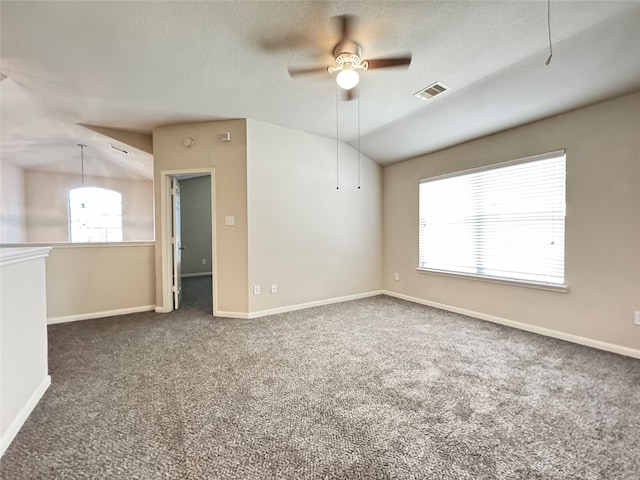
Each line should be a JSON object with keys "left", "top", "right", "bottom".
{"left": 180, "top": 176, "right": 212, "bottom": 276}
{"left": 24, "top": 170, "right": 154, "bottom": 242}
{"left": 383, "top": 92, "right": 640, "bottom": 352}
{"left": 0, "top": 247, "right": 50, "bottom": 456}
{"left": 0, "top": 160, "right": 26, "bottom": 242}
{"left": 246, "top": 119, "right": 383, "bottom": 314}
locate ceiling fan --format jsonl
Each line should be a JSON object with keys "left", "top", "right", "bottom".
{"left": 287, "top": 15, "right": 412, "bottom": 101}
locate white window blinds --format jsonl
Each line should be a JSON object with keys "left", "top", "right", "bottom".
{"left": 419, "top": 151, "right": 566, "bottom": 286}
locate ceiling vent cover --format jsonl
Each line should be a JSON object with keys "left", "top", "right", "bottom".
{"left": 414, "top": 82, "right": 449, "bottom": 101}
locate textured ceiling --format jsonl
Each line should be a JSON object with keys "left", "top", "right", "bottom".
{"left": 0, "top": 78, "right": 153, "bottom": 179}
{"left": 1, "top": 0, "right": 639, "bottom": 175}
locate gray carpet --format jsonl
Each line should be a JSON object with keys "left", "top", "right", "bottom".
{"left": 2, "top": 276, "right": 639, "bottom": 479}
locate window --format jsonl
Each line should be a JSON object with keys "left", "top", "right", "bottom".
{"left": 69, "top": 187, "right": 123, "bottom": 242}
{"left": 418, "top": 151, "right": 566, "bottom": 287}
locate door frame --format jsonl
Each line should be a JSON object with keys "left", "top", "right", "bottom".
{"left": 171, "top": 177, "right": 182, "bottom": 309}
{"left": 159, "top": 168, "right": 217, "bottom": 315}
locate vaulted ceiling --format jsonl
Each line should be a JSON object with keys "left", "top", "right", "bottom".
{"left": 1, "top": 1, "right": 639, "bottom": 179}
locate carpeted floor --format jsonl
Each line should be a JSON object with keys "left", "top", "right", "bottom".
{"left": 2, "top": 276, "right": 639, "bottom": 479}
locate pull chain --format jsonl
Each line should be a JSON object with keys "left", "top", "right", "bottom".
{"left": 357, "top": 85, "right": 361, "bottom": 190}
{"left": 336, "top": 87, "right": 339, "bottom": 190}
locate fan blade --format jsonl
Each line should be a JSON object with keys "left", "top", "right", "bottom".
{"left": 288, "top": 66, "right": 329, "bottom": 77}
{"left": 342, "top": 87, "right": 357, "bottom": 102}
{"left": 366, "top": 55, "right": 412, "bottom": 70}
{"left": 335, "top": 14, "right": 355, "bottom": 42}
{"left": 259, "top": 33, "right": 315, "bottom": 52}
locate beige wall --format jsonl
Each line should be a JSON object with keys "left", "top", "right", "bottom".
{"left": 82, "top": 126, "right": 153, "bottom": 154}
{"left": 383, "top": 92, "right": 640, "bottom": 350}
{"left": 180, "top": 176, "right": 212, "bottom": 275}
{"left": 44, "top": 243, "right": 155, "bottom": 320}
{"left": 152, "top": 119, "right": 248, "bottom": 314}
{"left": 246, "top": 120, "right": 383, "bottom": 313}
{"left": 24, "top": 170, "right": 154, "bottom": 242}
{"left": 0, "top": 160, "right": 26, "bottom": 242}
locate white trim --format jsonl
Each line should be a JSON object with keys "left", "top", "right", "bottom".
{"left": 160, "top": 173, "right": 173, "bottom": 313}
{"left": 0, "top": 247, "right": 51, "bottom": 267}
{"left": 51, "top": 242, "right": 155, "bottom": 249}
{"left": 415, "top": 268, "right": 568, "bottom": 293}
{"left": 215, "top": 310, "right": 250, "bottom": 319}
{"left": 159, "top": 169, "right": 217, "bottom": 315}
{"left": 181, "top": 272, "right": 212, "bottom": 278}
{"left": 1, "top": 242, "right": 154, "bottom": 249}
{"left": 0, "top": 375, "right": 51, "bottom": 458}
{"left": 246, "top": 291, "right": 384, "bottom": 319}
{"left": 47, "top": 305, "right": 156, "bottom": 325}
{"left": 383, "top": 291, "right": 640, "bottom": 359}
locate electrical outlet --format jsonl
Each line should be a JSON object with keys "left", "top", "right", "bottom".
{"left": 635, "top": 310, "right": 640, "bottom": 326}
{"left": 202, "top": 258, "right": 207, "bottom": 265}
{"left": 270, "top": 284, "right": 277, "bottom": 294}
{"left": 253, "top": 285, "right": 261, "bottom": 295}
{"left": 394, "top": 273, "right": 400, "bottom": 281}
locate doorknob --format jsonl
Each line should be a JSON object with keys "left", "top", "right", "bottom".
{"left": 179, "top": 246, "right": 186, "bottom": 250}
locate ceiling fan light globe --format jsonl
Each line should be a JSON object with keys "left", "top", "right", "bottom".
{"left": 336, "top": 69, "right": 359, "bottom": 90}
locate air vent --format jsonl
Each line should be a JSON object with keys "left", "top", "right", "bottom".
{"left": 414, "top": 82, "right": 449, "bottom": 101}
{"left": 109, "top": 144, "right": 129, "bottom": 155}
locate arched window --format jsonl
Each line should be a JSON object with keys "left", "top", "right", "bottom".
{"left": 69, "top": 187, "right": 123, "bottom": 242}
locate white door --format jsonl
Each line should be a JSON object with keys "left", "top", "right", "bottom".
{"left": 172, "top": 178, "right": 183, "bottom": 309}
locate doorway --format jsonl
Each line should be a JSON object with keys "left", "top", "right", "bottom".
{"left": 159, "top": 168, "right": 216, "bottom": 315}
{"left": 176, "top": 174, "right": 213, "bottom": 313}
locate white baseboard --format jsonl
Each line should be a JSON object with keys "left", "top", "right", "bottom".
{"left": 383, "top": 291, "right": 640, "bottom": 359}
{"left": 48, "top": 305, "right": 156, "bottom": 325}
{"left": 1, "top": 375, "right": 51, "bottom": 458}
{"left": 214, "top": 310, "right": 249, "bottom": 319}
{"left": 246, "top": 291, "right": 385, "bottom": 319}
{"left": 181, "top": 272, "right": 212, "bottom": 278}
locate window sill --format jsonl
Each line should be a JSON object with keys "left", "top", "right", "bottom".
{"left": 0, "top": 241, "right": 155, "bottom": 249}
{"left": 415, "top": 268, "right": 568, "bottom": 293}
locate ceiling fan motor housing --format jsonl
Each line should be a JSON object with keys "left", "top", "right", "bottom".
{"left": 333, "top": 40, "right": 361, "bottom": 59}
{"left": 329, "top": 41, "right": 367, "bottom": 73}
